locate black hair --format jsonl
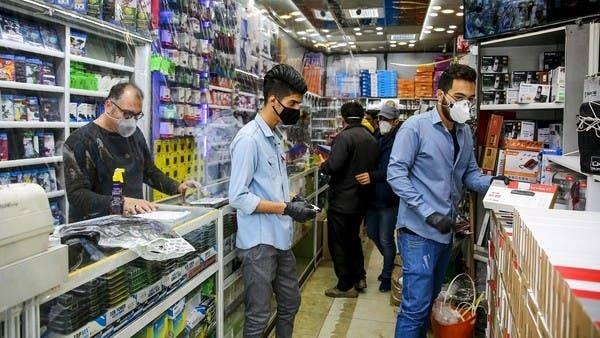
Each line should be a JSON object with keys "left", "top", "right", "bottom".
{"left": 365, "top": 110, "right": 379, "bottom": 118}
{"left": 341, "top": 101, "right": 365, "bottom": 122}
{"left": 263, "top": 64, "right": 308, "bottom": 102}
{"left": 106, "top": 82, "right": 144, "bottom": 102}
{"left": 438, "top": 64, "right": 477, "bottom": 93}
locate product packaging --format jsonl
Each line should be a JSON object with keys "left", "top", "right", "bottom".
{"left": 496, "top": 149, "right": 506, "bottom": 176}
{"left": 117, "top": 0, "right": 138, "bottom": 29}
{"left": 485, "top": 114, "right": 504, "bottom": 147}
{"left": 73, "top": 0, "right": 88, "bottom": 13}
{"left": 23, "top": 130, "right": 36, "bottom": 158}
{"left": 14, "top": 56, "right": 26, "bottom": 83}
{"left": 539, "top": 148, "right": 563, "bottom": 184}
{"left": 550, "top": 66, "right": 566, "bottom": 86}
{"left": 481, "top": 147, "right": 499, "bottom": 174}
{"left": 41, "top": 61, "right": 56, "bottom": 86}
{"left": 548, "top": 123, "right": 562, "bottom": 150}
{"left": 583, "top": 75, "right": 600, "bottom": 103}
{"left": 482, "top": 73, "right": 509, "bottom": 90}
{"left": 537, "top": 71, "right": 549, "bottom": 85}
{"left": 19, "top": 21, "right": 44, "bottom": 47}
{"left": 13, "top": 95, "right": 27, "bottom": 121}
{"left": 25, "top": 58, "right": 42, "bottom": 84}
{"left": 481, "top": 56, "right": 509, "bottom": 73}
{"left": 39, "top": 97, "right": 61, "bottom": 121}
{"left": 512, "top": 71, "right": 538, "bottom": 88}
{"left": 503, "top": 120, "right": 536, "bottom": 141}
{"left": 578, "top": 102, "right": 600, "bottom": 174}
{"left": 1, "top": 94, "right": 14, "bottom": 121}
{"left": 483, "top": 181, "right": 557, "bottom": 212}
{"left": 26, "top": 96, "right": 40, "bottom": 121}
{"left": 0, "top": 172, "right": 9, "bottom": 183}
{"left": 501, "top": 140, "right": 544, "bottom": 183}
{"left": 551, "top": 84, "right": 565, "bottom": 103}
{"left": 70, "top": 31, "right": 88, "bottom": 56}
{"left": 0, "top": 132, "right": 8, "bottom": 161}
{"left": 43, "top": 132, "right": 55, "bottom": 157}
{"left": 39, "top": 26, "right": 62, "bottom": 52}
{"left": 0, "top": 54, "right": 15, "bottom": 81}
{"left": 518, "top": 83, "right": 550, "bottom": 103}
{"left": 0, "top": 15, "right": 24, "bottom": 43}
{"left": 542, "top": 51, "right": 564, "bottom": 71}
{"left": 506, "top": 88, "right": 519, "bottom": 104}
{"left": 481, "top": 91, "right": 496, "bottom": 105}
{"left": 55, "top": 0, "right": 74, "bottom": 9}
{"left": 493, "top": 91, "right": 506, "bottom": 104}
{"left": 537, "top": 128, "right": 550, "bottom": 147}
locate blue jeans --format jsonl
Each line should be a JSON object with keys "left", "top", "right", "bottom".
{"left": 394, "top": 230, "right": 452, "bottom": 338}
{"left": 365, "top": 207, "right": 398, "bottom": 279}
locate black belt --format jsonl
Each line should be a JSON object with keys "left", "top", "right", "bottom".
{"left": 399, "top": 227, "right": 418, "bottom": 236}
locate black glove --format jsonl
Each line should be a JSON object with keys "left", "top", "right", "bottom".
{"left": 291, "top": 195, "right": 309, "bottom": 204}
{"left": 425, "top": 212, "right": 454, "bottom": 234}
{"left": 491, "top": 175, "right": 511, "bottom": 185}
{"left": 284, "top": 202, "right": 318, "bottom": 222}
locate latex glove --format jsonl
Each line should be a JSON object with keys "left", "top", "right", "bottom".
{"left": 124, "top": 197, "right": 157, "bottom": 215}
{"left": 284, "top": 202, "right": 318, "bottom": 222}
{"left": 491, "top": 175, "right": 511, "bottom": 185}
{"left": 355, "top": 172, "right": 371, "bottom": 185}
{"left": 425, "top": 212, "right": 454, "bottom": 234}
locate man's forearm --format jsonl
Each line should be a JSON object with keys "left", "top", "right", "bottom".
{"left": 255, "top": 200, "right": 287, "bottom": 215}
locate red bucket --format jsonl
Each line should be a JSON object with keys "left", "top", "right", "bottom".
{"left": 431, "top": 309, "right": 477, "bottom": 338}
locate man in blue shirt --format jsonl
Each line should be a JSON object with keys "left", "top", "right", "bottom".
{"left": 229, "top": 64, "right": 318, "bottom": 338}
{"left": 387, "top": 64, "right": 508, "bottom": 338}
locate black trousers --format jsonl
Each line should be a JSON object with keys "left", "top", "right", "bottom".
{"left": 327, "top": 209, "right": 366, "bottom": 291}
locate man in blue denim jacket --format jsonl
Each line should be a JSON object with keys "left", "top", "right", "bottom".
{"left": 387, "top": 64, "right": 508, "bottom": 338}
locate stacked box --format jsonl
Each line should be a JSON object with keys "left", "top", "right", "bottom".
{"left": 376, "top": 70, "right": 397, "bottom": 97}
{"left": 359, "top": 70, "right": 371, "bottom": 97}
{"left": 397, "top": 79, "right": 414, "bottom": 98}
{"left": 414, "top": 68, "right": 433, "bottom": 98}
{"left": 550, "top": 66, "right": 566, "bottom": 103}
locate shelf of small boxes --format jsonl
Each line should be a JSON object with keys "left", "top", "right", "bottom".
{"left": 488, "top": 208, "right": 600, "bottom": 338}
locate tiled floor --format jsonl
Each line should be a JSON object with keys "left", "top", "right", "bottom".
{"left": 291, "top": 243, "right": 399, "bottom": 338}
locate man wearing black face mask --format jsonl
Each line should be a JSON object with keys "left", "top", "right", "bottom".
{"left": 320, "top": 101, "right": 379, "bottom": 298}
{"left": 229, "top": 64, "right": 317, "bottom": 338}
{"left": 64, "top": 83, "right": 198, "bottom": 222}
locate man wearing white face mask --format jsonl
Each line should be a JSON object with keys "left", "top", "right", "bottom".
{"left": 64, "top": 83, "right": 198, "bottom": 222}
{"left": 387, "top": 64, "right": 509, "bottom": 338}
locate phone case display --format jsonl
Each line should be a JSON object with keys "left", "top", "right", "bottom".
{"left": 235, "top": 5, "right": 279, "bottom": 78}
{"left": 152, "top": 137, "right": 199, "bottom": 201}
{"left": 302, "top": 53, "right": 324, "bottom": 95}
{"left": 211, "top": 0, "right": 237, "bottom": 88}
{"left": 310, "top": 97, "right": 344, "bottom": 145}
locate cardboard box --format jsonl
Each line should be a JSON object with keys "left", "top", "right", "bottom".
{"left": 538, "top": 148, "right": 563, "bottom": 183}
{"left": 548, "top": 123, "right": 562, "bottom": 149}
{"left": 493, "top": 91, "right": 506, "bottom": 104}
{"left": 482, "top": 147, "right": 499, "bottom": 172}
{"left": 482, "top": 73, "right": 510, "bottom": 90}
{"left": 504, "top": 148, "right": 542, "bottom": 182}
{"left": 482, "top": 55, "right": 509, "bottom": 73}
{"left": 583, "top": 75, "right": 600, "bottom": 103}
{"left": 518, "top": 83, "right": 550, "bottom": 103}
{"left": 503, "top": 120, "right": 536, "bottom": 141}
{"left": 485, "top": 114, "right": 504, "bottom": 147}
{"left": 550, "top": 66, "right": 565, "bottom": 86}
{"left": 551, "top": 84, "right": 565, "bottom": 102}
{"left": 481, "top": 91, "right": 496, "bottom": 105}
{"left": 483, "top": 181, "right": 558, "bottom": 212}
{"left": 537, "top": 71, "right": 549, "bottom": 85}
{"left": 496, "top": 149, "right": 506, "bottom": 176}
{"left": 537, "top": 127, "right": 550, "bottom": 147}
{"left": 542, "top": 51, "right": 564, "bottom": 71}
{"left": 506, "top": 88, "right": 519, "bottom": 104}
{"left": 512, "top": 71, "right": 538, "bottom": 88}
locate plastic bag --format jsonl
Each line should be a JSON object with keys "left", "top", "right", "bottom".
{"left": 432, "top": 292, "right": 462, "bottom": 325}
{"left": 55, "top": 216, "right": 195, "bottom": 261}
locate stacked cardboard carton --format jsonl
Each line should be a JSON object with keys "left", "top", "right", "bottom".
{"left": 414, "top": 64, "right": 434, "bottom": 98}
{"left": 397, "top": 79, "right": 415, "bottom": 98}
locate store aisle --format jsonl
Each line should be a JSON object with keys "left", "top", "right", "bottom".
{"left": 291, "top": 244, "right": 398, "bottom": 337}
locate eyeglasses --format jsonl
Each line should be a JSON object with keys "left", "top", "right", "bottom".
{"left": 446, "top": 93, "right": 476, "bottom": 106}
{"left": 110, "top": 100, "right": 144, "bottom": 120}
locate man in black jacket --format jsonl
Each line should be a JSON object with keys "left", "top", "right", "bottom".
{"left": 356, "top": 104, "right": 402, "bottom": 292}
{"left": 320, "top": 101, "right": 379, "bottom": 298}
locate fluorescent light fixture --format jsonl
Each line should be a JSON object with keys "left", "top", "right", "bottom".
{"left": 389, "top": 33, "right": 418, "bottom": 41}
{"left": 433, "top": 27, "right": 446, "bottom": 32}
{"left": 409, "top": 43, "right": 415, "bottom": 47}
{"left": 447, "top": 30, "right": 455, "bottom": 33}
{"left": 378, "top": 46, "right": 384, "bottom": 49}
{"left": 399, "top": 41, "right": 407, "bottom": 45}
{"left": 441, "top": 9, "right": 455, "bottom": 14}
{"left": 423, "top": 30, "right": 432, "bottom": 34}
{"left": 313, "top": 9, "right": 335, "bottom": 21}
{"left": 389, "top": 40, "right": 396, "bottom": 44}
{"left": 430, "top": 12, "right": 438, "bottom": 17}
{"left": 353, "top": 27, "right": 361, "bottom": 31}
{"left": 377, "top": 32, "right": 383, "bottom": 35}
{"left": 390, "top": 44, "right": 397, "bottom": 47}
{"left": 311, "top": 40, "right": 316, "bottom": 43}
{"left": 371, "top": 48, "right": 376, "bottom": 51}
{"left": 449, "top": 25, "right": 457, "bottom": 29}
{"left": 301, "top": 37, "right": 307, "bottom": 40}
{"left": 347, "top": 8, "right": 382, "bottom": 19}
{"left": 290, "top": 11, "right": 302, "bottom": 16}
{"left": 364, "top": 29, "right": 374, "bottom": 33}
{"left": 409, "top": 39, "right": 416, "bottom": 43}
{"left": 294, "top": 17, "right": 306, "bottom": 22}
{"left": 460, "top": 5, "right": 464, "bottom": 10}
{"left": 376, "top": 27, "right": 383, "bottom": 31}
{"left": 456, "top": 12, "right": 464, "bottom": 16}
{"left": 309, "top": 33, "right": 320, "bottom": 37}
{"left": 322, "top": 29, "right": 329, "bottom": 33}
{"left": 426, "top": 25, "right": 433, "bottom": 29}
{"left": 279, "top": 15, "right": 292, "bottom": 19}
{"left": 306, "top": 28, "right": 315, "bottom": 32}
{"left": 355, "top": 32, "right": 363, "bottom": 36}
{"left": 326, "top": 34, "right": 332, "bottom": 38}
{"left": 432, "top": 5, "right": 442, "bottom": 10}
{"left": 349, "top": 41, "right": 355, "bottom": 44}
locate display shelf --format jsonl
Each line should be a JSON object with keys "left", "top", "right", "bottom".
{"left": 111, "top": 263, "right": 218, "bottom": 338}
{"left": 480, "top": 26, "right": 565, "bottom": 47}
{"left": 70, "top": 55, "right": 135, "bottom": 73}
{"left": 70, "top": 89, "right": 110, "bottom": 98}
{"left": 312, "top": 118, "right": 336, "bottom": 121}
{"left": 236, "top": 91, "right": 256, "bottom": 97}
{"left": 224, "top": 294, "right": 244, "bottom": 319}
{"left": 0, "top": 121, "right": 65, "bottom": 129}
{"left": 208, "top": 104, "right": 232, "bottom": 110}
{"left": 46, "top": 190, "right": 65, "bottom": 199}
{"left": 69, "top": 121, "right": 91, "bottom": 128}
{"left": 0, "top": 40, "right": 65, "bottom": 58}
{"left": 0, "top": 156, "right": 63, "bottom": 169}
{"left": 235, "top": 107, "right": 256, "bottom": 113}
{"left": 546, "top": 155, "right": 600, "bottom": 182}
{"left": 224, "top": 269, "right": 242, "bottom": 290}
{"left": 223, "top": 249, "right": 237, "bottom": 265}
{"left": 0, "top": 81, "right": 64, "bottom": 93}
{"left": 209, "top": 85, "right": 234, "bottom": 93}
{"left": 40, "top": 209, "right": 220, "bottom": 302}
{"left": 480, "top": 103, "right": 565, "bottom": 111}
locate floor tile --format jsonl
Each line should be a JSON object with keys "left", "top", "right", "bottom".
{"left": 346, "top": 318, "right": 396, "bottom": 337}
{"left": 327, "top": 298, "right": 358, "bottom": 319}
{"left": 352, "top": 298, "right": 397, "bottom": 323}
{"left": 318, "top": 314, "right": 353, "bottom": 338}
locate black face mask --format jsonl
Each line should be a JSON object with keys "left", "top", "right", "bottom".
{"left": 273, "top": 98, "right": 301, "bottom": 125}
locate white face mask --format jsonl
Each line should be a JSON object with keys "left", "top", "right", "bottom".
{"left": 445, "top": 95, "right": 472, "bottom": 124}
{"left": 106, "top": 112, "right": 138, "bottom": 137}
{"left": 379, "top": 121, "right": 393, "bottom": 134}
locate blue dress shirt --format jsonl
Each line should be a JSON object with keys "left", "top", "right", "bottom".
{"left": 387, "top": 108, "right": 492, "bottom": 244}
{"left": 229, "top": 114, "right": 293, "bottom": 250}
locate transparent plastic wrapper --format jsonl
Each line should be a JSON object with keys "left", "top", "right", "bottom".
{"left": 55, "top": 216, "right": 195, "bottom": 261}
{"left": 432, "top": 292, "right": 462, "bottom": 325}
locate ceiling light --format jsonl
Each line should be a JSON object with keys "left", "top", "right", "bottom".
{"left": 279, "top": 15, "right": 291, "bottom": 20}
{"left": 311, "top": 40, "right": 316, "bottom": 43}
{"left": 377, "top": 32, "right": 383, "bottom": 35}
{"left": 390, "top": 44, "right": 396, "bottom": 47}
{"left": 338, "top": 42, "right": 347, "bottom": 47}
{"left": 449, "top": 25, "right": 457, "bottom": 29}
{"left": 378, "top": 46, "right": 384, "bottom": 49}
{"left": 456, "top": 12, "right": 464, "bottom": 16}
{"left": 301, "top": 37, "right": 307, "bottom": 40}
{"left": 423, "top": 30, "right": 432, "bottom": 34}
{"left": 353, "top": 27, "right": 361, "bottom": 31}
{"left": 351, "top": 45, "right": 357, "bottom": 48}
{"left": 460, "top": 5, "right": 464, "bottom": 10}
{"left": 349, "top": 41, "right": 355, "bottom": 44}
{"left": 348, "top": 8, "right": 382, "bottom": 19}
{"left": 376, "top": 27, "right": 383, "bottom": 31}
{"left": 434, "top": 27, "right": 446, "bottom": 32}
{"left": 297, "top": 31, "right": 306, "bottom": 35}
{"left": 447, "top": 30, "right": 455, "bottom": 33}
{"left": 430, "top": 12, "right": 438, "bottom": 17}
{"left": 441, "top": 9, "right": 455, "bottom": 14}
{"left": 432, "top": 5, "right": 442, "bottom": 10}
{"left": 306, "top": 28, "right": 315, "bottom": 32}
{"left": 322, "top": 29, "right": 329, "bottom": 33}
{"left": 409, "top": 40, "right": 416, "bottom": 43}
{"left": 364, "top": 29, "right": 374, "bottom": 33}
{"left": 389, "top": 33, "right": 418, "bottom": 41}
{"left": 426, "top": 25, "right": 433, "bottom": 29}
{"left": 371, "top": 48, "right": 376, "bottom": 51}
{"left": 399, "top": 41, "right": 407, "bottom": 45}
{"left": 355, "top": 32, "right": 363, "bottom": 36}
{"left": 389, "top": 40, "right": 396, "bottom": 44}
{"left": 326, "top": 34, "right": 332, "bottom": 38}
{"left": 409, "top": 43, "right": 415, "bottom": 47}
{"left": 290, "top": 11, "right": 302, "bottom": 16}
{"left": 309, "top": 33, "right": 319, "bottom": 37}
{"left": 294, "top": 17, "right": 306, "bottom": 22}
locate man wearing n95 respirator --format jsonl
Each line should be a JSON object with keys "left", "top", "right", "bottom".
{"left": 64, "top": 83, "right": 198, "bottom": 222}
{"left": 387, "top": 64, "right": 509, "bottom": 338}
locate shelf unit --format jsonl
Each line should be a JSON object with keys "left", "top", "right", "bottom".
{"left": 0, "top": 121, "right": 66, "bottom": 128}
{"left": 480, "top": 103, "right": 565, "bottom": 111}
{"left": 0, "top": 81, "right": 65, "bottom": 93}
{"left": 0, "top": 156, "right": 63, "bottom": 169}
{"left": 70, "top": 88, "right": 110, "bottom": 98}
{"left": 0, "top": 39, "right": 65, "bottom": 58}
{"left": 209, "top": 85, "right": 234, "bottom": 93}
{"left": 546, "top": 154, "right": 600, "bottom": 212}
{"left": 70, "top": 55, "right": 135, "bottom": 73}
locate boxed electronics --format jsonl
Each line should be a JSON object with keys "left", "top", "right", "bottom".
{"left": 578, "top": 101, "right": 600, "bottom": 174}
{"left": 548, "top": 123, "right": 562, "bottom": 149}
{"left": 481, "top": 56, "right": 509, "bottom": 73}
{"left": 550, "top": 66, "right": 565, "bottom": 86}
{"left": 481, "top": 91, "right": 505, "bottom": 104}
{"left": 483, "top": 180, "right": 557, "bottom": 212}
{"left": 502, "top": 139, "right": 544, "bottom": 183}
{"left": 503, "top": 120, "right": 535, "bottom": 141}
{"left": 538, "top": 149, "right": 563, "bottom": 184}
{"left": 551, "top": 84, "right": 565, "bottom": 102}
{"left": 583, "top": 75, "right": 600, "bottom": 103}
{"left": 485, "top": 114, "right": 504, "bottom": 147}
{"left": 541, "top": 51, "right": 564, "bottom": 71}
{"left": 482, "top": 73, "right": 510, "bottom": 90}
{"left": 518, "top": 83, "right": 550, "bottom": 103}
{"left": 506, "top": 88, "right": 519, "bottom": 104}
{"left": 511, "top": 71, "right": 538, "bottom": 88}
{"left": 481, "top": 147, "right": 499, "bottom": 174}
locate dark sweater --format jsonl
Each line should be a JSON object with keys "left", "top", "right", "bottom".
{"left": 320, "top": 124, "right": 379, "bottom": 214}
{"left": 369, "top": 125, "right": 400, "bottom": 209}
{"left": 64, "top": 122, "right": 179, "bottom": 222}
